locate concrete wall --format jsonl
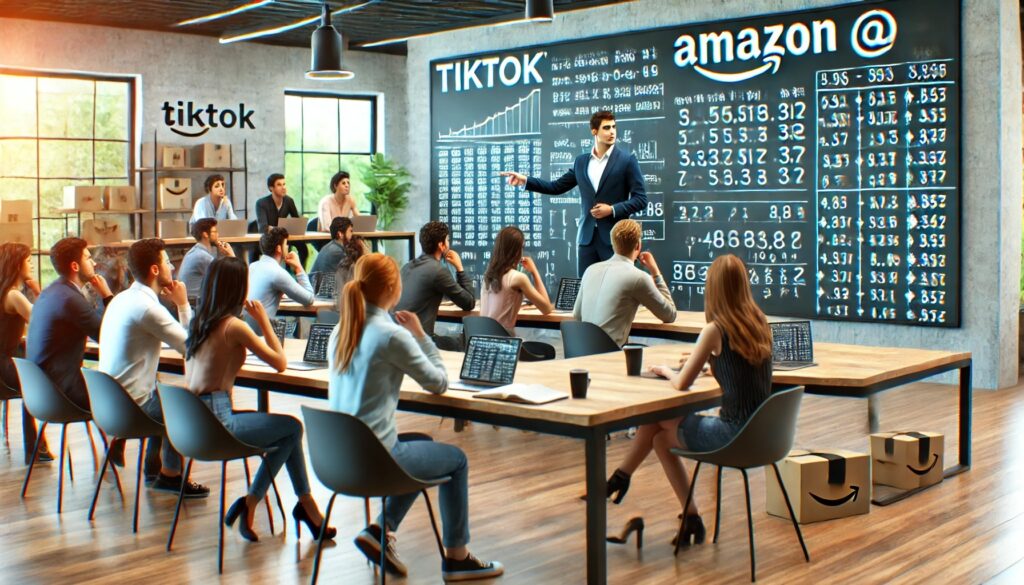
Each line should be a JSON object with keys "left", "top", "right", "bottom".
{"left": 0, "top": 17, "right": 407, "bottom": 228}
{"left": 405, "top": 0, "right": 1022, "bottom": 389}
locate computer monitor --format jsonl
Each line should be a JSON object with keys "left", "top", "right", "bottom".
{"left": 554, "top": 277, "right": 582, "bottom": 312}
{"left": 458, "top": 335, "right": 522, "bottom": 388}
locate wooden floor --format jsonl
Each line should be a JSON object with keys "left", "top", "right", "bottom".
{"left": 1, "top": 373, "right": 1022, "bottom": 584}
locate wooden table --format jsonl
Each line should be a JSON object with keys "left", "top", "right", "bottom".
{"left": 97, "top": 230, "right": 418, "bottom": 259}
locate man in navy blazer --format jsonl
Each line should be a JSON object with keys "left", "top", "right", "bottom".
{"left": 501, "top": 110, "right": 647, "bottom": 276}
{"left": 27, "top": 237, "right": 113, "bottom": 409}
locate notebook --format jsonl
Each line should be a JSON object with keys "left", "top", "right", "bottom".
{"left": 313, "top": 271, "right": 337, "bottom": 300}
{"left": 278, "top": 217, "right": 308, "bottom": 236}
{"left": 473, "top": 383, "right": 568, "bottom": 405}
{"left": 554, "top": 277, "right": 581, "bottom": 312}
{"left": 449, "top": 335, "right": 523, "bottom": 392}
{"left": 351, "top": 215, "right": 378, "bottom": 233}
{"left": 217, "top": 219, "right": 248, "bottom": 237}
{"left": 288, "top": 323, "right": 334, "bottom": 370}
{"left": 770, "top": 321, "right": 817, "bottom": 370}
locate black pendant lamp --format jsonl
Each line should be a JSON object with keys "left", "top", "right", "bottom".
{"left": 306, "top": 3, "right": 354, "bottom": 80}
{"left": 525, "top": 0, "right": 555, "bottom": 22}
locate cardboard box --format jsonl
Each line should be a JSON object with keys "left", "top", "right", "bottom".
{"left": 1, "top": 200, "right": 33, "bottom": 224}
{"left": 142, "top": 143, "right": 188, "bottom": 168}
{"left": 158, "top": 220, "right": 188, "bottom": 239}
{"left": 105, "top": 185, "right": 138, "bottom": 211}
{"left": 158, "top": 178, "right": 192, "bottom": 211}
{"left": 63, "top": 185, "right": 105, "bottom": 212}
{"left": 870, "top": 432, "right": 944, "bottom": 490}
{"left": 0, "top": 222, "right": 33, "bottom": 246}
{"left": 81, "top": 219, "right": 123, "bottom": 245}
{"left": 191, "top": 144, "right": 231, "bottom": 168}
{"left": 767, "top": 449, "right": 870, "bottom": 524}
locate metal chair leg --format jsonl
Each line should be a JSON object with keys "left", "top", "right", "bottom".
{"left": 741, "top": 468, "right": 756, "bottom": 582}
{"left": 364, "top": 498, "right": 371, "bottom": 526}
{"left": 57, "top": 424, "right": 69, "bottom": 513}
{"left": 422, "top": 489, "right": 446, "bottom": 560}
{"left": 21, "top": 421, "right": 47, "bottom": 498}
{"left": 380, "top": 496, "right": 388, "bottom": 585}
{"left": 133, "top": 438, "right": 145, "bottom": 533}
{"left": 87, "top": 439, "right": 113, "bottom": 521}
{"left": 714, "top": 465, "right": 723, "bottom": 543}
{"left": 218, "top": 461, "right": 226, "bottom": 574}
{"left": 674, "top": 460, "right": 701, "bottom": 555}
{"left": 85, "top": 421, "right": 99, "bottom": 470}
{"left": 167, "top": 458, "right": 193, "bottom": 551}
{"left": 97, "top": 429, "right": 124, "bottom": 498}
{"left": 66, "top": 437, "right": 74, "bottom": 483}
{"left": 310, "top": 493, "right": 337, "bottom": 585}
{"left": 772, "top": 463, "right": 810, "bottom": 562}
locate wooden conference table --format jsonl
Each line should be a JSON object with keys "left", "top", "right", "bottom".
{"left": 99, "top": 230, "right": 418, "bottom": 260}
{"left": 84, "top": 339, "right": 971, "bottom": 583}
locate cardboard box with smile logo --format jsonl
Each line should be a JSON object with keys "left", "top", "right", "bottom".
{"left": 63, "top": 185, "right": 105, "bottom": 212}
{"left": 766, "top": 449, "right": 870, "bottom": 524}
{"left": 158, "top": 178, "right": 192, "bottom": 211}
{"left": 870, "top": 431, "right": 944, "bottom": 490}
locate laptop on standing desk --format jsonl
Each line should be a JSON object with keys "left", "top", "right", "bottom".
{"left": 351, "top": 215, "right": 378, "bottom": 233}
{"left": 278, "top": 217, "right": 308, "bottom": 236}
{"left": 770, "top": 321, "right": 817, "bottom": 370}
{"left": 448, "top": 335, "right": 523, "bottom": 392}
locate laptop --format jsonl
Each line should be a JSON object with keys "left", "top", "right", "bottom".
{"left": 770, "top": 321, "right": 817, "bottom": 370}
{"left": 217, "top": 219, "right": 248, "bottom": 237}
{"left": 278, "top": 217, "right": 308, "bottom": 236}
{"left": 449, "top": 335, "right": 523, "bottom": 392}
{"left": 313, "top": 270, "right": 337, "bottom": 300}
{"left": 288, "top": 323, "right": 334, "bottom": 371}
{"left": 351, "top": 215, "right": 378, "bottom": 233}
{"left": 554, "top": 277, "right": 582, "bottom": 312}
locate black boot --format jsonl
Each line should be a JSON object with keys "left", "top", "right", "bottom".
{"left": 607, "top": 469, "right": 632, "bottom": 504}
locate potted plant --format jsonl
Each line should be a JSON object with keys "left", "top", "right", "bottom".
{"left": 361, "top": 153, "right": 411, "bottom": 230}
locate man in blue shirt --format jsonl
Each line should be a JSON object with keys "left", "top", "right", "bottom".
{"left": 178, "top": 218, "right": 235, "bottom": 298}
{"left": 190, "top": 174, "right": 237, "bottom": 225}
{"left": 247, "top": 227, "right": 315, "bottom": 323}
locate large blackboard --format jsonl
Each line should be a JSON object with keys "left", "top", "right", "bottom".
{"left": 430, "top": 0, "right": 960, "bottom": 326}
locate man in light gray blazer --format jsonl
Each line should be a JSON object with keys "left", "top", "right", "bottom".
{"left": 573, "top": 219, "right": 676, "bottom": 346}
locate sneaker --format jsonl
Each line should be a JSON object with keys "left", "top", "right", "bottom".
{"left": 354, "top": 524, "right": 408, "bottom": 576}
{"left": 150, "top": 473, "right": 210, "bottom": 498}
{"left": 442, "top": 553, "right": 505, "bottom": 581}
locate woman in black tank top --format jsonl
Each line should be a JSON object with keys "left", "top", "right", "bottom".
{"left": 603, "top": 255, "right": 773, "bottom": 548}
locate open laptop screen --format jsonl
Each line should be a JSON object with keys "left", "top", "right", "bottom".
{"left": 554, "top": 277, "right": 581, "bottom": 312}
{"left": 770, "top": 321, "right": 813, "bottom": 362}
{"left": 460, "top": 335, "right": 522, "bottom": 386}
{"left": 304, "top": 323, "right": 334, "bottom": 363}
{"left": 314, "top": 271, "right": 337, "bottom": 300}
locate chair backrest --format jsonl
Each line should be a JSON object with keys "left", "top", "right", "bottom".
{"left": 560, "top": 320, "right": 620, "bottom": 358}
{"left": 157, "top": 384, "right": 263, "bottom": 462}
{"left": 462, "top": 316, "right": 511, "bottom": 344}
{"left": 316, "top": 308, "right": 340, "bottom": 325}
{"left": 247, "top": 220, "right": 259, "bottom": 234}
{"left": 82, "top": 368, "right": 164, "bottom": 439}
{"left": 13, "top": 358, "right": 91, "bottom": 424}
{"left": 301, "top": 406, "right": 442, "bottom": 498}
{"left": 307, "top": 217, "right": 319, "bottom": 232}
{"left": 700, "top": 387, "right": 804, "bottom": 469}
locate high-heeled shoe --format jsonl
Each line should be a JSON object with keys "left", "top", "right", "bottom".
{"left": 292, "top": 503, "right": 337, "bottom": 540}
{"left": 607, "top": 517, "right": 644, "bottom": 549}
{"left": 224, "top": 497, "right": 259, "bottom": 542}
{"left": 607, "top": 469, "right": 631, "bottom": 504}
{"left": 671, "top": 514, "right": 706, "bottom": 548}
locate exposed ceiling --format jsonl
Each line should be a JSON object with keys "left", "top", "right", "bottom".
{"left": 0, "top": 0, "right": 628, "bottom": 55}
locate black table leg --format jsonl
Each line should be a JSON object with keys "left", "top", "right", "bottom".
{"left": 584, "top": 428, "right": 607, "bottom": 585}
{"left": 257, "top": 390, "right": 269, "bottom": 413}
{"left": 407, "top": 235, "right": 415, "bottom": 261}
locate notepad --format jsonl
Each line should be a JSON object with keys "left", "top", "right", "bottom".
{"left": 472, "top": 384, "right": 568, "bottom": 405}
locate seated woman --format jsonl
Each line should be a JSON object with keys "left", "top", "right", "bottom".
{"left": 605, "top": 254, "right": 772, "bottom": 546}
{"left": 328, "top": 253, "right": 503, "bottom": 581}
{"left": 479, "top": 226, "right": 555, "bottom": 359}
{"left": 0, "top": 242, "right": 49, "bottom": 464}
{"left": 183, "top": 256, "right": 332, "bottom": 542}
{"left": 334, "top": 235, "right": 368, "bottom": 288}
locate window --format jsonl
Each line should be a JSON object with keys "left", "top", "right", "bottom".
{"left": 0, "top": 70, "right": 134, "bottom": 284}
{"left": 284, "top": 92, "right": 378, "bottom": 216}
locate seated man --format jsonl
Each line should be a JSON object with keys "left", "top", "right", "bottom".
{"left": 396, "top": 221, "right": 475, "bottom": 351}
{"left": 255, "top": 173, "right": 306, "bottom": 267}
{"left": 99, "top": 239, "right": 209, "bottom": 497}
{"left": 310, "top": 216, "right": 354, "bottom": 275}
{"left": 190, "top": 174, "right": 237, "bottom": 225}
{"left": 248, "top": 226, "right": 314, "bottom": 323}
{"left": 573, "top": 219, "right": 676, "bottom": 346}
{"left": 179, "top": 218, "right": 235, "bottom": 299}
{"left": 27, "top": 237, "right": 114, "bottom": 409}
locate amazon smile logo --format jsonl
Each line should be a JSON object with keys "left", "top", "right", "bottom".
{"left": 164, "top": 186, "right": 189, "bottom": 195}
{"left": 161, "top": 101, "right": 256, "bottom": 138}
{"left": 906, "top": 454, "right": 939, "bottom": 476}
{"left": 809, "top": 484, "right": 859, "bottom": 507}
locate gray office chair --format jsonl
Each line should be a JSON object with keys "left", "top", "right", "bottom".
{"left": 316, "top": 308, "right": 340, "bottom": 325}
{"left": 157, "top": 383, "right": 280, "bottom": 574}
{"left": 301, "top": 406, "right": 448, "bottom": 585}
{"left": 670, "top": 386, "right": 810, "bottom": 582}
{"left": 83, "top": 368, "right": 164, "bottom": 533}
{"left": 462, "top": 316, "right": 554, "bottom": 361}
{"left": 560, "top": 320, "right": 620, "bottom": 358}
{"left": 14, "top": 358, "right": 116, "bottom": 513}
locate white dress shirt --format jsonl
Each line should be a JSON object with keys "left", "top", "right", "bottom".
{"left": 589, "top": 144, "right": 615, "bottom": 217}
{"left": 98, "top": 282, "right": 192, "bottom": 404}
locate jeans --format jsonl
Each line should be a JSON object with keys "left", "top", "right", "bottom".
{"left": 139, "top": 392, "right": 182, "bottom": 474}
{"left": 679, "top": 413, "right": 743, "bottom": 452}
{"left": 200, "top": 391, "right": 310, "bottom": 499}
{"left": 381, "top": 437, "right": 470, "bottom": 549}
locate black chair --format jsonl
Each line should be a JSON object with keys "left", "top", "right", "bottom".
{"left": 301, "top": 406, "right": 448, "bottom": 585}
{"left": 82, "top": 368, "right": 165, "bottom": 533}
{"left": 308, "top": 217, "right": 327, "bottom": 252}
{"left": 316, "top": 309, "right": 340, "bottom": 326}
{"left": 247, "top": 220, "right": 259, "bottom": 234}
{"left": 670, "top": 387, "right": 810, "bottom": 582}
{"left": 157, "top": 383, "right": 279, "bottom": 574}
{"left": 560, "top": 320, "right": 620, "bottom": 358}
{"left": 462, "top": 315, "right": 554, "bottom": 361}
{"left": 14, "top": 358, "right": 116, "bottom": 513}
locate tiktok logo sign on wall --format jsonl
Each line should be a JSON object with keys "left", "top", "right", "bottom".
{"left": 161, "top": 101, "right": 256, "bottom": 137}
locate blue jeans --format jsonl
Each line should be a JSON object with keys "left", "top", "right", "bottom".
{"left": 200, "top": 391, "right": 310, "bottom": 499}
{"left": 381, "top": 437, "right": 470, "bottom": 549}
{"left": 679, "top": 413, "right": 743, "bottom": 453}
{"left": 139, "top": 392, "right": 182, "bottom": 474}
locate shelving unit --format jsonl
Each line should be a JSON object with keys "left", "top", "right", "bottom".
{"left": 55, "top": 208, "right": 148, "bottom": 241}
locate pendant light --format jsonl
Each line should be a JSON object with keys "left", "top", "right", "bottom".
{"left": 525, "top": 0, "right": 555, "bottom": 22}
{"left": 306, "top": 3, "right": 354, "bottom": 80}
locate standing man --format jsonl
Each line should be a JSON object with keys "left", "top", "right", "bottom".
{"left": 247, "top": 227, "right": 315, "bottom": 323}
{"left": 255, "top": 173, "right": 307, "bottom": 267}
{"left": 179, "top": 218, "right": 235, "bottom": 299}
{"left": 190, "top": 174, "right": 237, "bottom": 225}
{"left": 500, "top": 110, "right": 647, "bottom": 276}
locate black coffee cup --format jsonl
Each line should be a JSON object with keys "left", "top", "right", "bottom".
{"left": 570, "top": 369, "right": 590, "bottom": 399}
{"left": 623, "top": 344, "right": 644, "bottom": 376}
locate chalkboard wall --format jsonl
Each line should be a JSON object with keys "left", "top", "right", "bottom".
{"left": 430, "top": 0, "right": 960, "bottom": 327}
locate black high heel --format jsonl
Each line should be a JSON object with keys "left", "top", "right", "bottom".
{"left": 607, "top": 469, "right": 631, "bottom": 504}
{"left": 671, "top": 514, "right": 706, "bottom": 548}
{"left": 292, "top": 503, "right": 337, "bottom": 540}
{"left": 224, "top": 497, "right": 259, "bottom": 542}
{"left": 607, "top": 517, "right": 644, "bottom": 549}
